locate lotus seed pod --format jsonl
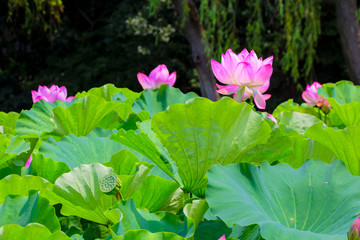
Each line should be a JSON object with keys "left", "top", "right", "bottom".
{"left": 100, "top": 173, "right": 122, "bottom": 197}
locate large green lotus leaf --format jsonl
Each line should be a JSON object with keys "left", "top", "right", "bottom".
{"left": 0, "top": 111, "right": 19, "bottom": 134}
{"left": 317, "top": 81, "right": 360, "bottom": 127}
{"left": 242, "top": 112, "right": 336, "bottom": 168}
{"left": 43, "top": 95, "right": 118, "bottom": 139}
{"left": 110, "top": 127, "right": 179, "bottom": 184}
{"left": 103, "top": 150, "right": 141, "bottom": 175}
{"left": 132, "top": 85, "right": 198, "bottom": 117}
{"left": 0, "top": 191, "right": 60, "bottom": 232}
{"left": 76, "top": 84, "right": 140, "bottom": 103}
{"left": 114, "top": 229, "right": 185, "bottom": 240}
{"left": 39, "top": 131, "right": 125, "bottom": 169}
{"left": 132, "top": 175, "right": 179, "bottom": 212}
{"left": 0, "top": 134, "right": 30, "bottom": 165}
{"left": 76, "top": 84, "right": 141, "bottom": 129}
{"left": 29, "top": 153, "right": 70, "bottom": 183}
{"left": 0, "top": 223, "right": 70, "bottom": 240}
{"left": 15, "top": 100, "right": 75, "bottom": 138}
{"left": 151, "top": 97, "right": 271, "bottom": 192}
{"left": 107, "top": 199, "right": 192, "bottom": 238}
{"left": 0, "top": 174, "right": 66, "bottom": 205}
{"left": 318, "top": 80, "right": 360, "bottom": 104}
{"left": 54, "top": 163, "right": 118, "bottom": 224}
{"left": 305, "top": 122, "right": 360, "bottom": 175}
{"left": 206, "top": 160, "right": 360, "bottom": 240}
{"left": 242, "top": 127, "right": 337, "bottom": 168}
{"left": 326, "top": 100, "right": 360, "bottom": 127}
{"left": 272, "top": 99, "right": 321, "bottom": 119}
{"left": 277, "top": 112, "right": 321, "bottom": 135}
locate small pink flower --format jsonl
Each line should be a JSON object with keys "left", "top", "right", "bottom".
{"left": 348, "top": 216, "right": 360, "bottom": 240}
{"left": 137, "top": 64, "right": 176, "bottom": 90}
{"left": 218, "top": 235, "right": 226, "bottom": 240}
{"left": 25, "top": 155, "right": 32, "bottom": 167}
{"left": 31, "top": 85, "right": 75, "bottom": 103}
{"left": 212, "top": 49, "right": 273, "bottom": 109}
{"left": 267, "top": 113, "right": 277, "bottom": 124}
{"left": 302, "top": 82, "right": 330, "bottom": 110}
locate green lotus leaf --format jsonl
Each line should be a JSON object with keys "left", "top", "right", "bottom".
{"left": 114, "top": 229, "right": 185, "bottom": 240}
{"left": 103, "top": 149, "right": 141, "bottom": 175}
{"left": 132, "top": 175, "right": 179, "bottom": 212}
{"left": 110, "top": 126, "right": 179, "bottom": 184}
{"left": 0, "top": 134, "right": 30, "bottom": 165}
{"left": 39, "top": 131, "right": 125, "bottom": 169}
{"left": 0, "top": 111, "right": 19, "bottom": 134}
{"left": 206, "top": 159, "right": 360, "bottom": 240}
{"left": 0, "top": 223, "right": 70, "bottom": 240}
{"left": 0, "top": 190, "right": 60, "bottom": 232}
{"left": 305, "top": 122, "right": 360, "bottom": 175}
{"left": 194, "top": 220, "right": 231, "bottom": 240}
{"left": 0, "top": 174, "right": 65, "bottom": 205}
{"left": 194, "top": 222, "right": 263, "bottom": 240}
{"left": 242, "top": 127, "right": 337, "bottom": 168}
{"left": 122, "top": 164, "right": 152, "bottom": 199}
{"left": 107, "top": 199, "right": 192, "bottom": 238}
{"left": 0, "top": 165, "right": 22, "bottom": 180}
{"left": 76, "top": 84, "right": 142, "bottom": 129}
{"left": 318, "top": 80, "right": 360, "bottom": 104}
{"left": 327, "top": 101, "right": 360, "bottom": 127}
{"left": 132, "top": 85, "right": 198, "bottom": 117}
{"left": 272, "top": 99, "right": 320, "bottom": 119}
{"left": 43, "top": 95, "right": 118, "bottom": 139}
{"left": 29, "top": 153, "right": 70, "bottom": 183}
{"left": 15, "top": 100, "right": 75, "bottom": 138}
{"left": 317, "top": 81, "right": 360, "bottom": 127}
{"left": 183, "top": 199, "right": 208, "bottom": 234}
{"left": 76, "top": 83, "right": 140, "bottom": 103}
{"left": 151, "top": 97, "right": 271, "bottom": 192}
{"left": 242, "top": 112, "right": 336, "bottom": 168}
{"left": 277, "top": 112, "right": 321, "bottom": 135}
{"left": 53, "top": 163, "right": 118, "bottom": 224}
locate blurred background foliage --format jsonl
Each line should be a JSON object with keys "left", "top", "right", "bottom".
{"left": 0, "top": 0, "right": 353, "bottom": 112}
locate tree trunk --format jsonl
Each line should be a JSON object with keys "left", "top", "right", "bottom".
{"left": 172, "top": 0, "right": 219, "bottom": 101}
{"left": 335, "top": 0, "right": 360, "bottom": 84}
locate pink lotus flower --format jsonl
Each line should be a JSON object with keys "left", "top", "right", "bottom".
{"left": 302, "top": 82, "right": 330, "bottom": 112}
{"left": 218, "top": 235, "right": 226, "bottom": 240}
{"left": 212, "top": 48, "right": 273, "bottom": 109}
{"left": 31, "top": 85, "right": 75, "bottom": 103}
{"left": 267, "top": 113, "right": 277, "bottom": 124}
{"left": 348, "top": 216, "right": 360, "bottom": 240}
{"left": 25, "top": 155, "right": 32, "bottom": 167}
{"left": 137, "top": 64, "right": 176, "bottom": 90}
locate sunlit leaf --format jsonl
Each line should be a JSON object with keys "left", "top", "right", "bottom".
{"left": 151, "top": 97, "right": 271, "bottom": 192}
{"left": 206, "top": 160, "right": 360, "bottom": 240}
{"left": 0, "top": 223, "right": 70, "bottom": 240}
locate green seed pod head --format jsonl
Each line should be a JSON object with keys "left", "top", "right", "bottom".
{"left": 100, "top": 173, "right": 121, "bottom": 196}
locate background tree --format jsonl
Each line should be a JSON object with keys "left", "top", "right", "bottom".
{"left": 335, "top": 0, "right": 360, "bottom": 84}
{"left": 0, "top": 0, "right": 356, "bottom": 112}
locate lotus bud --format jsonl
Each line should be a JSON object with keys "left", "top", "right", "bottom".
{"left": 25, "top": 155, "right": 33, "bottom": 167}
{"left": 100, "top": 173, "right": 122, "bottom": 199}
{"left": 218, "top": 235, "right": 226, "bottom": 240}
{"left": 348, "top": 216, "right": 360, "bottom": 240}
